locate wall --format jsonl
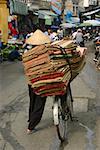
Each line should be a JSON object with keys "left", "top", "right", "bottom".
{"left": 0, "top": 0, "right": 9, "bottom": 43}
{"left": 65, "top": 0, "right": 79, "bottom": 16}
{"left": 65, "top": 0, "right": 73, "bottom": 12}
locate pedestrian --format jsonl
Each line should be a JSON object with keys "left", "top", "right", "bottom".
{"left": 22, "top": 29, "right": 51, "bottom": 134}
{"left": 71, "top": 30, "right": 77, "bottom": 40}
{"left": 27, "top": 84, "right": 46, "bottom": 134}
{"left": 57, "top": 28, "right": 63, "bottom": 39}
{"left": 48, "top": 29, "right": 58, "bottom": 41}
{"left": 75, "top": 29, "right": 84, "bottom": 47}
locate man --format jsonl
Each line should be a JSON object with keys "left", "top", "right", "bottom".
{"left": 75, "top": 29, "right": 84, "bottom": 47}
{"left": 22, "top": 29, "right": 51, "bottom": 134}
{"left": 72, "top": 30, "right": 77, "bottom": 40}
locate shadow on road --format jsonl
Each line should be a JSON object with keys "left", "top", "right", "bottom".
{"left": 49, "top": 136, "right": 68, "bottom": 150}
{"left": 59, "top": 140, "right": 69, "bottom": 150}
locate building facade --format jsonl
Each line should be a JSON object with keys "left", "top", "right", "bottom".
{"left": 0, "top": 0, "right": 9, "bottom": 43}
{"left": 64, "top": 0, "right": 79, "bottom": 16}
{"left": 79, "top": 0, "right": 99, "bottom": 8}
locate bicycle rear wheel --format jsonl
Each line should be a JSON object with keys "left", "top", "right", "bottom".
{"left": 66, "top": 86, "right": 74, "bottom": 120}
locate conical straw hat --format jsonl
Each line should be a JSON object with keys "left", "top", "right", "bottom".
{"left": 26, "top": 29, "right": 51, "bottom": 45}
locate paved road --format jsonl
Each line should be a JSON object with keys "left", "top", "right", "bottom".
{"left": 0, "top": 42, "right": 100, "bottom": 150}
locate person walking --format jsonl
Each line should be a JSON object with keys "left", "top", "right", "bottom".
{"left": 72, "top": 30, "right": 77, "bottom": 40}
{"left": 22, "top": 29, "right": 51, "bottom": 134}
{"left": 27, "top": 84, "right": 46, "bottom": 133}
{"left": 75, "top": 29, "right": 84, "bottom": 47}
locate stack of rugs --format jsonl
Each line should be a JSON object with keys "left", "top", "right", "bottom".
{"left": 22, "top": 30, "right": 86, "bottom": 97}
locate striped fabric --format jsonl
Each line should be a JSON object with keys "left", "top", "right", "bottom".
{"left": 51, "top": 0, "right": 62, "bottom": 15}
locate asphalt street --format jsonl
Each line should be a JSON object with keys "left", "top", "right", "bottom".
{"left": 0, "top": 41, "right": 100, "bottom": 150}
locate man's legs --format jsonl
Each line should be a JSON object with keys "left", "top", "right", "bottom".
{"left": 28, "top": 95, "right": 46, "bottom": 131}
{"left": 28, "top": 84, "right": 36, "bottom": 122}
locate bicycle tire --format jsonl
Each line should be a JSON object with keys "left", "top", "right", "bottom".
{"left": 56, "top": 87, "right": 73, "bottom": 142}
{"left": 66, "top": 87, "right": 74, "bottom": 120}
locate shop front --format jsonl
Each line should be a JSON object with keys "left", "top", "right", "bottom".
{"left": 0, "top": 0, "right": 9, "bottom": 43}
{"left": 9, "top": 0, "right": 28, "bottom": 15}
{"left": 8, "top": 0, "right": 28, "bottom": 42}
{"left": 38, "top": 10, "right": 58, "bottom": 30}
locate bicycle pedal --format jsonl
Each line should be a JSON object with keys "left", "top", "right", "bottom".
{"left": 65, "top": 115, "right": 69, "bottom": 121}
{"left": 71, "top": 116, "right": 78, "bottom": 122}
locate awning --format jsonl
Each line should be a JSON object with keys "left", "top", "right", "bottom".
{"left": 78, "top": 20, "right": 100, "bottom": 27}
{"left": 51, "top": 0, "right": 62, "bottom": 15}
{"left": 96, "top": 15, "right": 100, "bottom": 18}
{"left": 60, "top": 23, "right": 76, "bottom": 28}
{"left": 84, "top": 20, "right": 100, "bottom": 26}
{"left": 83, "top": 9, "right": 100, "bottom": 16}
{"left": 37, "top": 10, "right": 58, "bottom": 17}
{"left": 78, "top": 22, "right": 92, "bottom": 27}
{"left": 10, "top": 0, "right": 28, "bottom": 15}
{"left": 66, "top": 17, "right": 80, "bottom": 24}
{"left": 28, "top": 5, "right": 39, "bottom": 11}
{"left": 39, "top": 13, "right": 51, "bottom": 19}
{"left": 34, "top": 10, "right": 58, "bottom": 25}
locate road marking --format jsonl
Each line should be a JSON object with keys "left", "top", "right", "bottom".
{"left": 79, "top": 123, "right": 96, "bottom": 150}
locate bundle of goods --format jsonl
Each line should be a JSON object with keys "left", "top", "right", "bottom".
{"left": 22, "top": 30, "right": 86, "bottom": 97}
{"left": 51, "top": 40, "right": 86, "bottom": 80}
{"left": 2, "top": 44, "right": 16, "bottom": 59}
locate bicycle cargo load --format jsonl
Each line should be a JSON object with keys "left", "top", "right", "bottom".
{"left": 22, "top": 31, "right": 86, "bottom": 97}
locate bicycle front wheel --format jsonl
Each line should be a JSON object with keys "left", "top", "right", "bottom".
{"left": 55, "top": 96, "right": 68, "bottom": 142}
{"left": 56, "top": 116, "right": 68, "bottom": 142}
{"left": 56, "top": 86, "right": 73, "bottom": 142}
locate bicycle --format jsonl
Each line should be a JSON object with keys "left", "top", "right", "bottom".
{"left": 52, "top": 83, "right": 74, "bottom": 142}
{"left": 51, "top": 46, "right": 79, "bottom": 143}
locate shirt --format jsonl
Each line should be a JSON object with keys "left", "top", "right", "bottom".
{"left": 72, "top": 32, "right": 77, "bottom": 40}
{"left": 76, "top": 32, "right": 84, "bottom": 43}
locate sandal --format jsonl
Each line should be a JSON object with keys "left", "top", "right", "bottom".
{"left": 27, "top": 129, "right": 33, "bottom": 134}
{"left": 26, "top": 128, "right": 37, "bottom": 134}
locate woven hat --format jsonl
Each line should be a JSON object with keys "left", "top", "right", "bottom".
{"left": 26, "top": 29, "right": 51, "bottom": 45}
